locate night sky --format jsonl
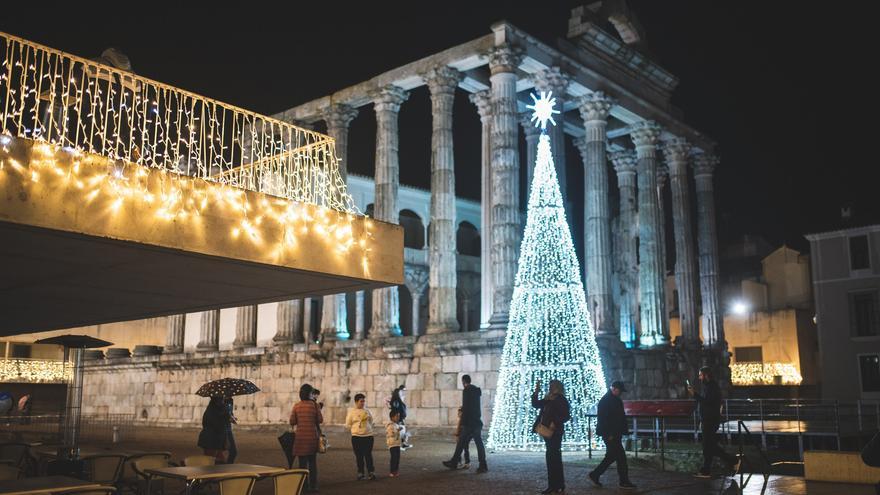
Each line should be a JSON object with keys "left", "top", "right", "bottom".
{"left": 2, "top": 2, "right": 875, "bottom": 253}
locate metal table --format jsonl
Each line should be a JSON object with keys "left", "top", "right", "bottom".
{"left": 145, "top": 463, "right": 285, "bottom": 495}
{"left": 0, "top": 475, "right": 101, "bottom": 495}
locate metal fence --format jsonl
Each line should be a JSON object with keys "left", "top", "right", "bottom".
{"left": 1, "top": 413, "right": 135, "bottom": 445}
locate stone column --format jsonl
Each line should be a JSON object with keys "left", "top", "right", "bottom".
{"left": 354, "top": 291, "right": 365, "bottom": 340}
{"left": 470, "top": 91, "right": 494, "bottom": 330}
{"left": 662, "top": 139, "right": 700, "bottom": 346}
{"left": 487, "top": 44, "right": 523, "bottom": 330}
{"left": 165, "top": 314, "right": 185, "bottom": 353}
{"left": 532, "top": 67, "right": 570, "bottom": 202}
{"left": 693, "top": 153, "right": 725, "bottom": 348}
{"left": 609, "top": 151, "right": 639, "bottom": 346}
{"left": 196, "top": 310, "right": 220, "bottom": 351}
{"left": 630, "top": 121, "right": 668, "bottom": 347}
{"left": 576, "top": 92, "right": 616, "bottom": 336}
{"left": 320, "top": 104, "right": 359, "bottom": 341}
{"left": 425, "top": 66, "right": 461, "bottom": 334}
{"left": 657, "top": 165, "right": 669, "bottom": 287}
{"left": 302, "top": 297, "right": 314, "bottom": 342}
{"left": 405, "top": 267, "right": 429, "bottom": 336}
{"left": 233, "top": 305, "right": 257, "bottom": 348}
{"left": 369, "top": 85, "right": 408, "bottom": 338}
{"left": 275, "top": 299, "right": 303, "bottom": 344}
{"left": 520, "top": 112, "right": 542, "bottom": 192}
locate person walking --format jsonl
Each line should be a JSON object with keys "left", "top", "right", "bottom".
{"left": 290, "top": 383, "right": 323, "bottom": 492}
{"left": 442, "top": 375, "right": 487, "bottom": 473}
{"left": 345, "top": 393, "right": 376, "bottom": 480}
{"left": 453, "top": 407, "right": 471, "bottom": 468}
{"left": 224, "top": 397, "right": 238, "bottom": 463}
{"left": 689, "top": 367, "right": 740, "bottom": 478}
{"left": 531, "top": 379, "right": 571, "bottom": 494}
{"left": 197, "top": 396, "right": 229, "bottom": 463}
{"left": 589, "top": 381, "right": 636, "bottom": 489}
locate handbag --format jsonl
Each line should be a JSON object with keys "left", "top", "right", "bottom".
{"left": 318, "top": 433, "right": 329, "bottom": 454}
{"left": 534, "top": 421, "right": 555, "bottom": 439}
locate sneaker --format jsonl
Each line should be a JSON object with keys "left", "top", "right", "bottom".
{"left": 402, "top": 442, "right": 412, "bottom": 449}
{"left": 356, "top": 473, "right": 365, "bottom": 481}
{"left": 389, "top": 472, "right": 399, "bottom": 478}
{"left": 368, "top": 473, "right": 377, "bottom": 481}
{"left": 442, "top": 460, "right": 459, "bottom": 470}
{"left": 476, "top": 465, "right": 488, "bottom": 474}
{"left": 619, "top": 481, "right": 636, "bottom": 490}
{"left": 588, "top": 471, "right": 602, "bottom": 487}
{"left": 693, "top": 471, "right": 712, "bottom": 479}
{"left": 461, "top": 462, "right": 470, "bottom": 470}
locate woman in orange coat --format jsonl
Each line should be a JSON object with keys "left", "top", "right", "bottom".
{"left": 290, "top": 383, "right": 323, "bottom": 492}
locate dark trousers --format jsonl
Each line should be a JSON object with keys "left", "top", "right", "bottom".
{"left": 544, "top": 433, "right": 565, "bottom": 490}
{"left": 389, "top": 446, "right": 400, "bottom": 473}
{"left": 225, "top": 428, "right": 237, "bottom": 464}
{"left": 701, "top": 423, "right": 736, "bottom": 472}
{"left": 351, "top": 436, "right": 375, "bottom": 474}
{"left": 592, "top": 435, "right": 629, "bottom": 483}
{"left": 294, "top": 455, "right": 317, "bottom": 489}
{"left": 451, "top": 424, "right": 486, "bottom": 466}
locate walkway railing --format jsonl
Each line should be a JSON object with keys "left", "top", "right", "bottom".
{"left": 0, "top": 31, "right": 357, "bottom": 214}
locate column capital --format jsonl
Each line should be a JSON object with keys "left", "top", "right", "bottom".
{"left": 531, "top": 66, "right": 570, "bottom": 96}
{"left": 488, "top": 44, "right": 523, "bottom": 75}
{"left": 691, "top": 152, "right": 720, "bottom": 178}
{"left": 424, "top": 65, "right": 462, "bottom": 95}
{"left": 657, "top": 166, "right": 669, "bottom": 189}
{"left": 661, "top": 137, "right": 691, "bottom": 175}
{"left": 519, "top": 111, "right": 542, "bottom": 138}
{"left": 469, "top": 90, "right": 492, "bottom": 121}
{"left": 609, "top": 150, "right": 638, "bottom": 175}
{"left": 629, "top": 120, "right": 662, "bottom": 148}
{"left": 322, "top": 103, "right": 359, "bottom": 131}
{"left": 573, "top": 135, "right": 588, "bottom": 158}
{"left": 371, "top": 85, "right": 409, "bottom": 113}
{"left": 578, "top": 91, "right": 616, "bottom": 123}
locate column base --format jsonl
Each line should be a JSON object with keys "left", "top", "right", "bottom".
{"left": 232, "top": 340, "right": 256, "bottom": 349}
{"left": 368, "top": 323, "right": 402, "bottom": 339}
{"left": 638, "top": 335, "right": 669, "bottom": 348}
{"left": 426, "top": 320, "right": 460, "bottom": 334}
{"left": 486, "top": 312, "right": 509, "bottom": 331}
{"left": 164, "top": 346, "right": 183, "bottom": 354}
{"left": 195, "top": 343, "right": 218, "bottom": 352}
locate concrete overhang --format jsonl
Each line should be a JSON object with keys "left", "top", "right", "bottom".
{"left": 0, "top": 137, "right": 403, "bottom": 336}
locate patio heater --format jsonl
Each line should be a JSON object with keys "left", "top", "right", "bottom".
{"left": 34, "top": 335, "right": 112, "bottom": 457}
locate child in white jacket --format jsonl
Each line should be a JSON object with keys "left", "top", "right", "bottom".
{"left": 345, "top": 393, "right": 376, "bottom": 480}
{"left": 386, "top": 410, "right": 403, "bottom": 477}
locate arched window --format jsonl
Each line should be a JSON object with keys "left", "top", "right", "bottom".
{"left": 457, "top": 221, "right": 480, "bottom": 256}
{"left": 399, "top": 209, "right": 425, "bottom": 249}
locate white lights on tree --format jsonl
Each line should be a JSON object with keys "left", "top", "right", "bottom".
{"left": 488, "top": 93, "right": 607, "bottom": 451}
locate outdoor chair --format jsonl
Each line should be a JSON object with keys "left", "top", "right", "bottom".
{"left": 55, "top": 487, "right": 118, "bottom": 495}
{"left": 266, "top": 469, "right": 309, "bottom": 495}
{"left": 82, "top": 454, "right": 127, "bottom": 484}
{"left": 182, "top": 455, "right": 215, "bottom": 467}
{"left": 0, "top": 464, "right": 20, "bottom": 480}
{"left": 129, "top": 456, "right": 173, "bottom": 495}
{"left": 200, "top": 475, "right": 257, "bottom": 495}
{"left": 120, "top": 452, "right": 171, "bottom": 493}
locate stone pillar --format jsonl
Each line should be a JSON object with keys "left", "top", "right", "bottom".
{"left": 165, "top": 314, "right": 185, "bottom": 353}
{"left": 197, "top": 310, "right": 220, "bottom": 351}
{"left": 320, "top": 104, "right": 358, "bottom": 341}
{"left": 275, "top": 299, "right": 303, "bottom": 344}
{"left": 369, "top": 85, "right": 409, "bottom": 338}
{"left": 405, "top": 267, "right": 429, "bottom": 336}
{"left": 576, "top": 92, "right": 616, "bottom": 336}
{"left": 657, "top": 165, "right": 669, "bottom": 287}
{"left": 520, "top": 112, "right": 542, "bottom": 192}
{"left": 470, "top": 91, "right": 494, "bottom": 330}
{"left": 609, "top": 151, "right": 639, "bottom": 346}
{"left": 532, "top": 67, "right": 569, "bottom": 202}
{"left": 233, "top": 305, "right": 257, "bottom": 348}
{"left": 693, "top": 153, "right": 725, "bottom": 348}
{"left": 662, "top": 139, "right": 700, "bottom": 346}
{"left": 354, "top": 291, "right": 365, "bottom": 340}
{"left": 487, "top": 44, "right": 523, "bottom": 331}
{"left": 630, "top": 121, "right": 668, "bottom": 347}
{"left": 425, "top": 66, "right": 461, "bottom": 334}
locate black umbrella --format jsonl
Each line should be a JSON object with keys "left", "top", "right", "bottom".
{"left": 278, "top": 431, "right": 294, "bottom": 469}
{"left": 34, "top": 335, "right": 112, "bottom": 348}
{"left": 196, "top": 378, "right": 260, "bottom": 398}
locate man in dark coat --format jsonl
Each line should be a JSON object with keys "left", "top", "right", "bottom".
{"left": 443, "top": 375, "right": 488, "bottom": 473}
{"left": 197, "top": 396, "right": 229, "bottom": 462}
{"left": 589, "top": 381, "right": 635, "bottom": 489}
{"left": 689, "top": 366, "right": 739, "bottom": 477}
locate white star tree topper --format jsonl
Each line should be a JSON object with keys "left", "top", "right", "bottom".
{"left": 526, "top": 91, "right": 560, "bottom": 131}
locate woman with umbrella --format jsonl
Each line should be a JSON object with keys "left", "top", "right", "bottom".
{"left": 290, "top": 383, "right": 322, "bottom": 492}
{"left": 197, "top": 396, "right": 229, "bottom": 463}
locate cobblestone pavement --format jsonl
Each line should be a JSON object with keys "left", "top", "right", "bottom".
{"left": 89, "top": 426, "right": 872, "bottom": 495}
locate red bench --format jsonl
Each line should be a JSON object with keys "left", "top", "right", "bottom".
{"left": 624, "top": 400, "right": 696, "bottom": 417}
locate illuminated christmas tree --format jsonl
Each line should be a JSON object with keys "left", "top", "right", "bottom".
{"left": 487, "top": 92, "right": 607, "bottom": 451}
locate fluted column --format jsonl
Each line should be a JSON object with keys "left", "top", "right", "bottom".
{"left": 405, "top": 267, "right": 430, "bottom": 336}
{"left": 657, "top": 165, "right": 669, "bottom": 287}
{"left": 663, "top": 139, "right": 700, "bottom": 346}
{"left": 520, "top": 112, "right": 542, "bottom": 191}
{"left": 302, "top": 297, "right": 314, "bottom": 342}
{"left": 320, "top": 104, "right": 359, "bottom": 341}
{"left": 470, "top": 91, "right": 494, "bottom": 330}
{"left": 610, "top": 151, "right": 639, "bottom": 346}
{"left": 577, "top": 92, "right": 616, "bottom": 336}
{"left": 233, "top": 305, "right": 257, "bottom": 348}
{"left": 693, "top": 153, "right": 725, "bottom": 348}
{"left": 165, "top": 314, "right": 185, "bottom": 353}
{"left": 487, "top": 44, "right": 523, "bottom": 330}
{"left": 532, "top": 67, "right": 570, "bottom": 202}
{"left": 631, "top": 121, "right": 668, "bottom": 346}
{"left": 354, "top": 291, "right": 365, "bottom": 340}
{"left": 425, "top": 66, "right": 461, "bottom": 334}
{"left": 197, "top": 310, "right": 220, "bottom": 351}
{"left": 369, "top": 85, "right": 409, "bottom": 338}
{"left": 275, "top": 299, "right": 304, "bottom": 344}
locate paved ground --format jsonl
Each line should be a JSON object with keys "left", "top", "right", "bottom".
{"left": 84, "top": 426, "right": 873, "bottom": 494}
